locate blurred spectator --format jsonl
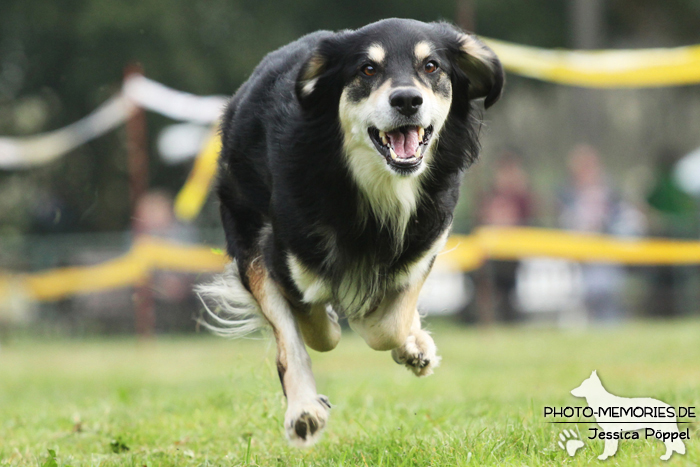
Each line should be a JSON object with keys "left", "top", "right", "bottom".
{"left": 133, "top": 191, "right": 196, "bottom": 243}
{"left": 479, "top": 151, "right": 535, "bottom": 227}
{"left": 647, "top": 149, "right": 697, "bottom": 238}
{"left": 559, "top": 144, "right": 617, "bottom": 233}
{"left": 645, "top": 149, "right": 698, "bottom": 317}
{"left": 478, "top": 151, "right": 536, "bottom": 321}
{"left": 133, "top": 191, "right": 199, "bottom": 333}
{"left": 558, "top": 144, "right": 641, "bottom": 322}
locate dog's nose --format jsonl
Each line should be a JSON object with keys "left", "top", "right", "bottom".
{"left": 389, "top": 89, "right": 423, "bottom": 116}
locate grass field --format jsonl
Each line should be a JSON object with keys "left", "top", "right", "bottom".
{"left": 0, "top": 320, "right": 698, "bottom": 466}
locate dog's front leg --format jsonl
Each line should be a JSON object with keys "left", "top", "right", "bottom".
{"left": 390, "top": 310, "right": 440, "bottom": 376}
{"left": 247, "top": 262, "right": 331, "bottom": 446}
{"left": 349, "top": 277, "right": 440, "bottom": 377}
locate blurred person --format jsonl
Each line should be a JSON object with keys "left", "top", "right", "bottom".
{"left": 478, "top": 151, "right": 536, "bottom": 321}
{"left": 132, "top": 191, "right": 198, "bottom": 332}
{"left": 558, "top": 144, "right": 638, "bottom": 322}
{"left": 133, "top": 190, "right": 195, "bottom": 243}
{"left": 559, "top": 145, "right": 615, "bottom": 233}
{"left": 479, "top": 151, "right": 535, "bottom": 227}
{"left": 646, "top": 149, "right": 697, "bottom": 238}
{"left": 645, "top": 149, "right": 698, "bottom": 317}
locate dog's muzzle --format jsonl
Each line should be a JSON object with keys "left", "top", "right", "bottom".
{"left": 368, "top": 125, "right": 434, "bottom": 174}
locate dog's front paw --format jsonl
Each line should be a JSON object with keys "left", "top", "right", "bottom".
{"left": 391, "top": 331, "right": 440, "bottom": 377}
{"left": 285, "top": 394, "right": 331, "bottom": 447}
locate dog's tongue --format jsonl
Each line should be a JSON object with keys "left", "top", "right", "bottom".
{"left": 387, "top": 127, "right": 420, "bottom": 159}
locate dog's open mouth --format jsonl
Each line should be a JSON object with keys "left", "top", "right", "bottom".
{"left": 368, "top": 125, "right": 434, "bottom": 171}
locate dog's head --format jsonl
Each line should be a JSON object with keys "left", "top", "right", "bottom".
{"left": 296, "top": 18, "right": 503, "bottom": 177}
{"left": 571, "top": 370, "right": 603, "bottom": 398}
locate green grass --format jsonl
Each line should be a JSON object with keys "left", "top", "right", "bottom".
{"left": 0, "top": 320, "right": 698, "bottom": 466}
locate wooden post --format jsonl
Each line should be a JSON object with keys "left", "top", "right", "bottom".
{"left": 456, "top": 0, "right": 477, "bottom": 32}
{"left": 124, "top": 63, "right": 155, "bottom": 338}
{"left": 124, "top": 64, "right": 150, "bottom": 212}
{"left": 456, "top": 0, "right": 495, "bottom": 324}
{"left": 569, "top": 0, "right": 605, "bottom": 143}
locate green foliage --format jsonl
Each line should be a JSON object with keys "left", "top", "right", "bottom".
{"left": 41, "top": 449, "right": 58, "bottom": 467}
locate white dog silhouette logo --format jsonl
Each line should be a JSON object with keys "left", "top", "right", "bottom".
{"left": 570, "top": 370, "right": 686, "bottom": 461}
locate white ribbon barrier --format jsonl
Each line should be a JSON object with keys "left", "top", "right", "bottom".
{"left": 0, "top": 95, "right": 134, "bottom": 169}
{"left": 122, "top": 75, "right": 227, "bottom": 124}
{"left": 0, "top": 76, "right": 227, "bottom": 169}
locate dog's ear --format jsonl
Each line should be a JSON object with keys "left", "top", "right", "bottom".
{"left": 296, "top": 52, "right": 328, "bottom": 106}
{"left": 455, "top": 33, "right": 504, "bottom": 109}
{"left": 434, "top": 22, "right": 504, "bottom": 109}
{"left": 295, "top": 35, "right": 346, "bottom": 111}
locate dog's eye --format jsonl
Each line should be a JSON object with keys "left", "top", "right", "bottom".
{"left": 361, "top": 64, "right": 376, "bottom": 77}
{"left": 424, "top": 61, "right": 439, "bottom": 74}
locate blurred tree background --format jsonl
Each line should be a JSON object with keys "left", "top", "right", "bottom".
{"left": 0, "top": 0, "right": 699, "bottom": 237}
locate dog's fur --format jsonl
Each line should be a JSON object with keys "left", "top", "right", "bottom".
{"left": 571, "top": 371, "right": 686, "bottom": 460}
{"left": 198, "top": 18, "right": 503, "bottom": 446}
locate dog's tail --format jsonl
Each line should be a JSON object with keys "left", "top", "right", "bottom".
{"left": 196, "top": 262, "right": 267, "bottom": 338}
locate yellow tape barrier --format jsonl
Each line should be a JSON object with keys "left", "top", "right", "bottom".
{"left": 0, "top": 237, "right": 227, "bottom": 303}
{"left": 174, "top": 128, "right": 221, "bottom": 221}
{"left": 4, "top": 227, "right": 700, "bottom": 303}
{"left": 484, "top": 38, "right": 700, "bottom": 88}
{"left": 442, "top": 227, "right": 700, "bottom": 271}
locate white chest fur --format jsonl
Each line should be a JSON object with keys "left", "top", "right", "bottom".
{"left": 287, "top": 227, "right": 450, "bottom": 316}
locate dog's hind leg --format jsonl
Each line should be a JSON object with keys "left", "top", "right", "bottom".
{"left": 247, "top": 260, "right": 331, "bottom": 447}
{"left": 294, "top": 304, "right": 341, "bottom": 352}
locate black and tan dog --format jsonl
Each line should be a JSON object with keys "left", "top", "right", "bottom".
{"left": 199, "top": 18, "right": 503, "bottom": 446}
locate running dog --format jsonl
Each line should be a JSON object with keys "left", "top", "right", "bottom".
{"left": 198, "top": 18, "right": 503, "bottom": 446}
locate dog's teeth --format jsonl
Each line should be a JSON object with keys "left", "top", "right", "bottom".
{"left": 389, "top": 147, "right": 398, "bottom": 160}
{"left": 379, "top": 130, "right": 389, "bottom": 146}
{"left": 418, "top": 127, "right": 425, "bottom": 140}
{"left": 415, "top": 146, "right": 422, "bottom": 159}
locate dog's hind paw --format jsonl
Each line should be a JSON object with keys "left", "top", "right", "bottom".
{"left": 391, "top": 330, "right": 440, "bottom": 377}
{"left": 285, "top": 394, "right": 331, "bottom": 447}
